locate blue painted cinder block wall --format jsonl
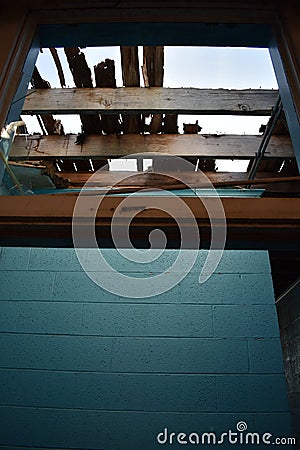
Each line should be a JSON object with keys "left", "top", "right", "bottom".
{"left": 0, "top": 248, "right": 292, "bottom": 449}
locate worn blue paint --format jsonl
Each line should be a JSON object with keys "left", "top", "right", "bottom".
{"left": 0, "top": 248, "right": 293, "bottom": 449}
{"left": 31, "top": 188, "right": 265, "bottom": 197}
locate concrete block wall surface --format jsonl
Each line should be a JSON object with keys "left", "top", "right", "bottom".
{"left": 0, "top": 248, "right": 294, "bottom": 449}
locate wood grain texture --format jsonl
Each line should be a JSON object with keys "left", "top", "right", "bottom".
{"left": 10, "top": 133, "right": 294, "bottom": 159}
{"left": 0, "top": 195, "right": 299, "bottom": 249}
{"left": 120, "top": 46, "right": 141, "bottom": 133}
{"left": 51, "top": 170, "right": 300, "bottom": 189}
{"left": 22, "top": 88, "right": 278, "bottom": 115}
{"left": 64, "top": 47, "right": 102, "bottom": 133}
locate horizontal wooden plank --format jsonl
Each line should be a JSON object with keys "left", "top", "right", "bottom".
{"left": 0, "top": 195, "right": 299, "bottom": 249}
{"left": 10, "top": 133, "right": 294, "bottom": 159}
{"left": 53, "top": 171, "right": 260, "bottom": 187}
{"left": 22, "top": 88, "right": 278, "bottom": 115}
{"left": 1, "top": 195, "right": 300, "bottom": 221}
{"left": 52, "top": 170, "right": 300, "bottom": 189}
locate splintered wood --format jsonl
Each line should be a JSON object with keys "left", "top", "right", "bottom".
{"left": 17, "top": 46, "right": 296, "bottom": 189}
{"left": 10, "top": 134, "right": 294, "bottom": 159}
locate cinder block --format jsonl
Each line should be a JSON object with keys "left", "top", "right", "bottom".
{"left": 83, "top": 248, "right": 186, "bottom": 273}
{"left": 0, "top": 369, "right": 7, "bottom": 401}
{"left": 74, "top": 373, "right": 145, "bottom": 411}
{"left": 53, "top": 271, "right": 109, "bottom": 302}
{"left": 2, "top": 369, "right": 76, "bottom": 408}
{"left": 179, "top": 273, "right": 274, "bottom": 305}
{"left": 0, "top": 271, "right": 55, "bottom": 301}
{"left": 142, "top": 374, "right": 217, "bottom": 412}
{"left": 0, "top": 248, "right": 291, "bottom": 450}
{"left": 213, "top": 305, "right": 280, "bottom": 337}
{"left": 217, "top": 374, "right": 290, "bottom": 412}
{"left": 0, "top": 406, "right": 256, "bottom": 449}
{"left": 146, "top": 304, "right": 213, "bottom": 337}
{"left": 0, "top": 247, "right": 31, "bottom": 270}
{"left": 74, "top": 373, "right": 217, "bottom": 412}
{"left": 0, "top": 302, "right": 19, "bottom": 331}
{"left": 212, "top": 250, "right": 271, "bottom": 274}
{"left": 0, "top": 301, "right": 83, "bottom": 334}
{"left": 28, "top": 248, "right": 81, "bottom": 272}
{"left": 111, "top": 337, "right": 248, "bottom": 373}
{"left": 248, "top": 338, "right": 285, "bottom": 373}
{"left": 53, "top": 270, "right": 179, "bottom": 303}
{"left": 0, "top": 334, "right": 112, "bottom": 371}
{"left": 82, "top": 303, "right": 213, "bottom": 337}
{"left": 72, "top": 249, "right": 270, "bottom": 275}
{"left": 213, "top": 339, "right": 249, "bottom": 373}
{"left": 82, "top": 303, "right": 148, "bottom": 336}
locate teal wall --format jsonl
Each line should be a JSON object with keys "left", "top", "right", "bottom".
{"left": 0, "top": 248, "right": 292, "bottom": 449}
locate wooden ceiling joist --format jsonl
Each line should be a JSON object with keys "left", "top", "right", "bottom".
{"left": 50, "top": 170, "right": 300, "bottom": 190}
{"left": 64, "top": 47, "right": 102, "bottom": 134}
{"left": 120, "top": 46, "right": 141, "bottom": 134}
{"left": 30, "top": 67, "right": 62, "bottom": 135}
{"left": 143, "top": 46, "right": 164, "bottom": 134}
{"left": 120, "top": 46, "right": 140, "bottom": 87}
{"left": 22, "top": 88, "right": 278, "bottom": 115}
{"left": 10, "top": 133, "right": 294, "bottom": 160}
{"left": 94, "top": 58, "right": 120, "bottom": 134}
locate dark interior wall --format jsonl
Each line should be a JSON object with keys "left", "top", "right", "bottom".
{"left": 276, "top": 280, "right": 300, "bottom": 445}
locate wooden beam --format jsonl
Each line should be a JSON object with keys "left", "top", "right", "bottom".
{"left": 30, "top": 67, "right": 63, "bottom": 135}
{"left": 0, "top": 195, "right": 299, "bottom": 250}
{"left": 10, "top": 133, "right": 294, "bottom": 159}
{"left": 94, "top": 58, "right": 120, "bottom": 134}
{"left": 64, "top": 47, "right": 102, "bottom": 133}
{"left": 50, "top": 170, "right": 300, "bottom": 189}
{"left": 120, "top": 46, "right": 141, "bottom": 133}
{"left": 143, "top": 46, "right": 164, "bottom": 87}
{"left": 52, "top": 171, "right": 256, "bottom": 187}
{"left": 143, "top": 46, "right": 164, "bottom": 133}
{"left": 22, "top": 88, "right": 278, "bottom": 115}
{"left": 120, "top": 46, "right": 140, "bottom": 87}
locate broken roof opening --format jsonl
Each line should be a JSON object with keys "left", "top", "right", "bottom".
{"left": 17, "top": 45, "right": 281, "bottom": 175}
{"left": 4, "top": 18, "right": 295, "bottom": 198}
{"left": 22, "top": 45, "right": 278, "bottom": 137}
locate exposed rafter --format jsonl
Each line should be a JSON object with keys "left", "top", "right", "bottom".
{"left": 22, "top": 88, "right": 278, "bottom": 115}
{"left": 10, "top": 133, "right": 294, "bottom": 159}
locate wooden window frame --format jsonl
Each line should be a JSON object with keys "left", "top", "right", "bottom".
{"left": 0, "top": 2, "right": 300, "bottom": 249}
